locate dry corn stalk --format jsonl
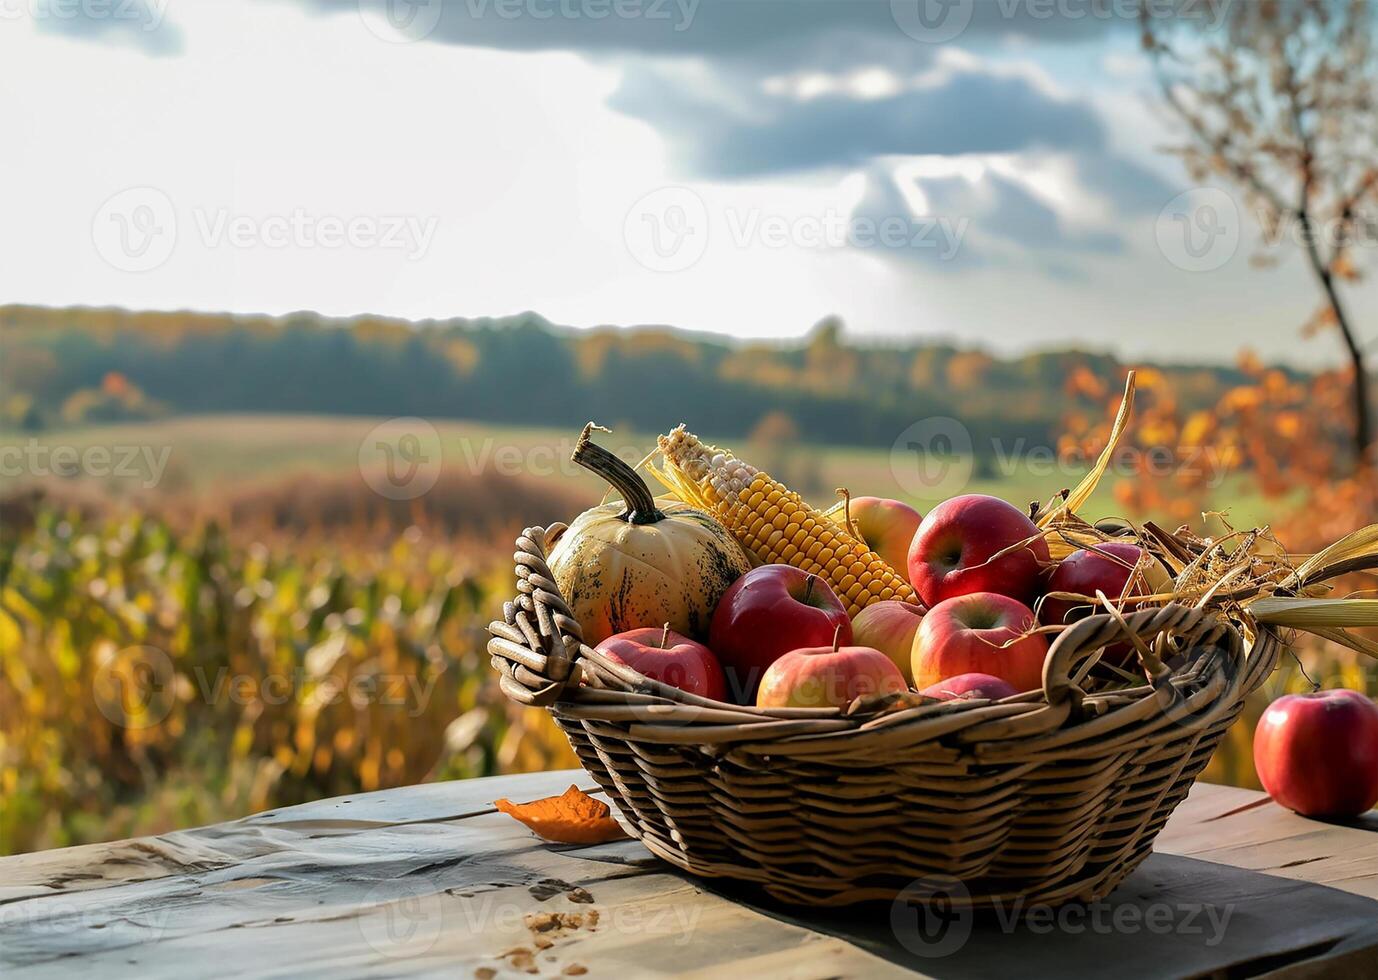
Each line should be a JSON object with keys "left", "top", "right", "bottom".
{"left": 653, "top": 426, "right": 917, "bottom": 617}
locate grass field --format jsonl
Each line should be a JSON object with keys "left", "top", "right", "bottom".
{"left": 0, "top": 414, "right": 1278, "bottom": 530}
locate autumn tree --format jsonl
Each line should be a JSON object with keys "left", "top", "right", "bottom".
{"left": 1142, "top": 0, "right": 1378, "bottom": 466}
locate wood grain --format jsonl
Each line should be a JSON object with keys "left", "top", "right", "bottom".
{"left": 1, "top": 773, "right": 1374, "bottom": 979}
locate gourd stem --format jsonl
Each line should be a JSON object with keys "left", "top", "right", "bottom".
{"left": 572, "top": 422, "right": 665, "bottom": 526}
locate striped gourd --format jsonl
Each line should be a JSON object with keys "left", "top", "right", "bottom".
{"left": 655, "top": 426, "right": 917, "bottom": 617}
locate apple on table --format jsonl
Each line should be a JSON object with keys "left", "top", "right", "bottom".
{"left": 912, "top": 591, "right": 1049, "bottom": 695}
{"left": 710, "top": 564, "right": 851, "bottom": 703}
{"left": 595, "top": 625, "right": 727, "bottom": 701}
{"left": 851, "top": 599, "right": 926, "bottom": 685}
{"left": 756, "top": 625, "right": 908, "bottom": 709}
{"left": 831, "top": 495, "right": 923, "bottom": 575}
{"left": 1253, "top": 689, "right": 1378, "bottom": 818}
{"left": 908, "top": 494, "right": 1050, "bottom": 607}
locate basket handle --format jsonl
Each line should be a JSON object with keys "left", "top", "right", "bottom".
{"left": 487, "top": 525, "right": 587, "bottom": 707}
{"left": 1041, "top": 603, "right": 1228, "bottom": 708}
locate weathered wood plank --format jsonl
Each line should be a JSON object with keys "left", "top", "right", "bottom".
{"left": 1, "top": 774, "right": 1375, "bottom": 979}
{"left": 1156, "top": 783, "right": 1378, "bottom": 898}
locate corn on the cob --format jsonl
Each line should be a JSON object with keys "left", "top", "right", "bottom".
{"left": 655, "top": 426, "right": 917, "bottom": 617}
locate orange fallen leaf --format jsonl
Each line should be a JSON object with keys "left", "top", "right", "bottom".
{"left": 494, "top": 785, "right": 628, "bottom": 844}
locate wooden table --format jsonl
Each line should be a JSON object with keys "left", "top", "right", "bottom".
{"left": 3, "top": 771, "right": 1377, "bottom": 978}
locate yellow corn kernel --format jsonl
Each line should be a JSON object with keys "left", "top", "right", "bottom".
{"left": 657, "top": 428, "right": 918, "bottom": 616}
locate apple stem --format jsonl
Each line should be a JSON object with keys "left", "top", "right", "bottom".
{"left": 803, "top": 574, "right": 816, "bottom": 605}
{"left": 660, "top": 623, "right": 670, "bottom": 650}
{"left": 1288, "top": 647, "right": 1321, "bottom": 692}
{"left": 832, "top": 623, "right": 842, "bottom": 653}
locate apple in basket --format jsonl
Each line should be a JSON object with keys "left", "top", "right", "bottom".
{"left": 1253, "top": 689, "right": 1378, "bottom": 818}
{"left": 1040, "top": 542, "right": 1151, "bottom": 629}
{"left": 831, "top": 496, "right": 924, "bottom": 578}
{"left": 850, "top": 599, "right": 926, "bottom": 685}
{"left": 920, "top": 672, "right": 1019, "bottom": 702}
{"left": 912, "top": 592, "right": 1049, "bottom": 694}
{"left": 595, "top": 625, "right": 727, "bottom": 702}
{"left": 756, "top": 626, "right": 907, "bottom": 709}
{"left": 908, "top": 494, "right": 1050, "bottom": 607}
{"left": 710, "top": 564, "right": 851, "bottom": 703}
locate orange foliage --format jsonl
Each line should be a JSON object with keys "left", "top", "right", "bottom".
{"left": 101, "top": 371, "right": 130, "bottom": 397}
{"left": 1064, "top": 356, "right": 1373, "bottom": 549}
{"left": 494, "top": 785, "right": 627, "bottom": 844}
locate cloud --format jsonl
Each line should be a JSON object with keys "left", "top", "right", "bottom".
{"left": 32, "top": 0, "right": 184, "bottom": 56}
{"left": 855, "top": 164, "right": 1123, "bottom": 273}
{"left": 611, "top": 58, "right": 1107, "bottom": 178}
{"left": 294, "top": 0, "right": 1182, "bottom": 274}
{"left": 311, "top": 0, "right": 1145, "bottom": 61}
{"left": 1074, "top": 152, "right": 1178, "bottom": 214}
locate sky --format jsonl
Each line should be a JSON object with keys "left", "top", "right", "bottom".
{"left": 2, "top": 0, "right": 1374, "bottom": 366}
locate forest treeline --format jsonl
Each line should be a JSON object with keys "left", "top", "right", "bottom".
{"left": 0, "top": 305, "right": 1274, "bottom": 450}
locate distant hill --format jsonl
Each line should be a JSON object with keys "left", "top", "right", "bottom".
{"left": 0, "top": 305, "right": 1285, "bottom": 452}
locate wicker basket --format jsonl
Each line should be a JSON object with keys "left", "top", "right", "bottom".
{"left": 488, "top": 524, "right": 1283, "bottom": 908}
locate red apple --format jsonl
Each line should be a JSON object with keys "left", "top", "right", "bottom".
{"left": 1041, "top": 543, "right": 1149, "bottom": 628}
{"left": 912, "top": 592, "right": 1049, "bottom": 694}
{"left": 850, "top": 600, "right": 926, "bottom": 685}
{"left": 596, "top": 625, "right": 727, "bottom": 701}
{"left": 1253, "top": 689, "right": 1378, "bottom": 817}
{"left": 907, "top": 494, "right": 1050, "bottom": 606}
{"left": 833, "top": 496, "right": 923, "bottom": 576}
{"left": 920, "top": 673, "right": 1019, "bottom": 701}
{"left": 710, "top": 564, "right": 851, "bottom": 703}
{"left": 756, "top": 627, "right": 907, "bottom": 709}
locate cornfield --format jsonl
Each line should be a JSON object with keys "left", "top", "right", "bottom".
{"left": 0, "top": 504, "right": 577, "bottom": 855}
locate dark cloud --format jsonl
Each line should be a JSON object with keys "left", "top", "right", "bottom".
{"left": 611, "top": 63, "right": 1107, "bottom": 177}
{"left": 33, "top": 0, "right": 184, "bottom": 56}
{"left": 310, "top": 0, "right": 1170, "bottom": 63}
{"left": 854, "top": 166, "right": 1123, "bottom": 271}
{"left": 1074, "top": 152, "right": 1178, "bottom": 213}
